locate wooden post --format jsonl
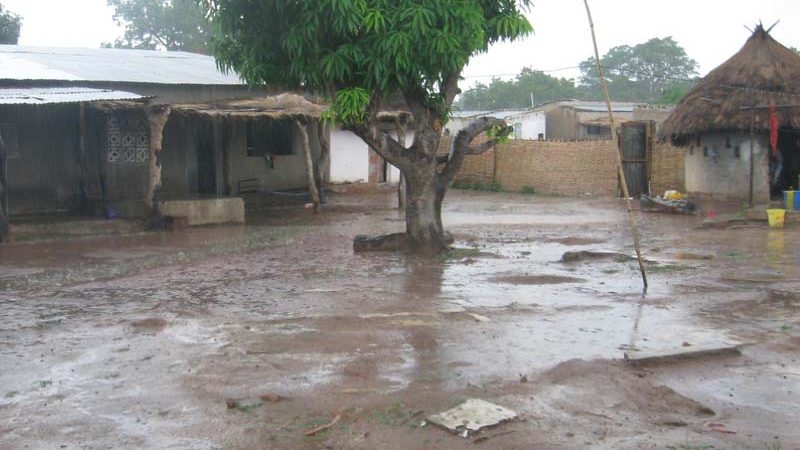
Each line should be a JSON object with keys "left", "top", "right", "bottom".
{"left": 583, "top": 0, "right": 648, "bottom": 291}
{"left": 749, "top": 91, "right": 755, "bottom": 208}
{"left": 144, "top": 104, "right": 172, "bottom": 224}
{"left": 395, "top": 118, "right": 407, "bottom": 210}
{"left": 0, "top": 131, "right": 8, "bottom": 243}
{"left": 295, "top": 119, "right": 321, "bottom": 213}
{"left": 76, "top": 102, "right": 90, "bottom": 212}
{"left": 212, "top": 116, "right": 226, "bottom": 197}
{"left": 315, "top": 120, "right": 331, "bottom": 203}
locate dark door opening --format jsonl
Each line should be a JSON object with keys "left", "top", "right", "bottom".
{"left": 773, "top": 128, "right": 800, "bottom": 197}
{"left": 619, "top": 121, "right": 653, "bottom": 198}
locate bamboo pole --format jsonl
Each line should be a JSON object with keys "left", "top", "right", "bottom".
{"left": 748, "top": 91, "right": 755, "bottom": 208}
{"left": 582, "top": 0, "right": 648, "bottom": 291}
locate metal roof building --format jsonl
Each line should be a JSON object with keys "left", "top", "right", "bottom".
{"left": 0, "top": 87, "right": 143, "bottom": 105}
{"left": 0, "top": 45, "right": 243, "bottom": 85}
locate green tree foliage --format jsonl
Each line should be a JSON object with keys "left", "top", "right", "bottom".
{"left": 579, "top": 37, "right": 698, "bottom": 103}
{"left": 458, "top": 68, "right": 585, "bottom": 110}
{"left": 205, "top": 0, "right": 532, "bottom": 253}
{"left": 106, "top": 0, "right": 210, "bottom": 53}
{"left": 0, "top": 3, "right": 22, "bottom": 45}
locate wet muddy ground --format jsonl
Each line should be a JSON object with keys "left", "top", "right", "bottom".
{"left": 1, "top": 190, "right": 799, "bottom": 450}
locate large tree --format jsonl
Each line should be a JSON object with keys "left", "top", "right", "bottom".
{"left": 0, "top": 3, "right": 21, "bottom": 45}
{"left": 458, "top": 68, "right": 586, "bottom": 110}
{"left": 205, "top": 0, "right": 532, "bottom": 253}
{"left": 579, "top": 37, "right": 698, "bottom": 103}
{"left": 107, "top": 0, "right": 210, "bottom": 53}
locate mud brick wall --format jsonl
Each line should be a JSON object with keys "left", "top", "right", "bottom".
{"left": 650, "top": 143, "right": 685, "bottom": 195}
{"left": 493, "top": 139, "right": 619, "bottom": 195}
{"left": 446, "top": 135, "right": 685, "bottom": 197}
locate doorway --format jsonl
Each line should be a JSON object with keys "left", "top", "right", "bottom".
{"left": 619, "top": 121, "right": 654, "bottom": 198}
{"left": 773, "top": 128, "right": 800, "bottom": 197}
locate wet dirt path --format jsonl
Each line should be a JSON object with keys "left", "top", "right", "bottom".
{"left": 1, "top": 191, "right": 799, "bottom": 449}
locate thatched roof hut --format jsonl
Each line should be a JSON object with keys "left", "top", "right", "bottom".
{"left": 173, "top": 93, "right": 326, "bottom": 119}
{"left": 661, "top": 26, "right": 800, "bottom": 145}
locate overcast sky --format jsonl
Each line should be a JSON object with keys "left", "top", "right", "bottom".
{"left": 3, "top": 0, "right": 800, "bottom": 90}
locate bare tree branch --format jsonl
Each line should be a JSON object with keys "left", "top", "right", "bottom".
{"left": 439, "top": 117, "right": 507, "bottom": 184}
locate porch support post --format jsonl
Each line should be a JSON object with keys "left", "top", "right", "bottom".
{"left": 0, "top": 132, "right": 8, "bottom": 243}
{"left": 144, "top": 104, "right": 172, "bottom": 226}
{"left": 295, "top": 119, "right": 321, "bottom": 213}
{"left": 212, "top": 116, "right": 226, "bottom": 197}
{"left": 395, "top": 118, "right": 407, "bottom": 211}
{"left": 315, "top": 120, "right": 331, "bottom": 203}
{"left": 76, "top": 102, "right": 90, "bottom": 213}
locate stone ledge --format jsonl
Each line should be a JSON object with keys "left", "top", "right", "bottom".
{"left": 159, "top": 197, "right": 245, "bottom": 226}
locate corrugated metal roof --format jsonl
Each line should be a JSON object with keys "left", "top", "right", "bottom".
{"left": 451, "top": 109, "right": 535, "bottom": 119}
{"left": 0, "top": 87, "right": 143, "bottom": 105}
{"left": 0, "top": 45, "right": 244, "bottom": 85}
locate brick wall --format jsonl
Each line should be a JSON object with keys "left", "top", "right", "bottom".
{"left": 494, "top": 139, "right": 619, "bottom": 195}
{"left": 650, "top": 143, "right": 685, "bottom": 195}
{"left": 448, "top": 137, "right": 686, "bottom": 197}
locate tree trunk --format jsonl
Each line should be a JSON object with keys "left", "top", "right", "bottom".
{"left": 404, "top": 170, "right": 448, "bottom": 254}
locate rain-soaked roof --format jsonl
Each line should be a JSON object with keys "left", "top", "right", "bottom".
{"left": 0, "top": 87, "right": 144, "bottom": 105}
{"left": 0, "top": 45, "right": 244, "bottom": 85}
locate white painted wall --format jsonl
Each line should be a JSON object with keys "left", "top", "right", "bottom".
{"left": 684, "top": 132, "right": 770, "bottom": 204}
{"left": 330, "top": 128, "right": 413, "bottom": 183}
{"left": 507, "top": 110, "right": 546, "bottom": 140}
{"left": 445, "top": 110, "right": 546, "bottom": 141}
{"left": 330, "top": 129, "right": 370, "bottom": 183}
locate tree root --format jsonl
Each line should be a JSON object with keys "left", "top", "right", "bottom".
{"left": 353, "top": 232, "right": 454, "bottom": 253}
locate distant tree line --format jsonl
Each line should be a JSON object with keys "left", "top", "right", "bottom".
{"left": 0, "top": 2, "right": 22, "bottom": 45}
{"left": 101, "top": 2, "right": 703, "bottom": 106}
{"left": 458, "top": 37, "right": 699, "bottom": 109}
{"left": 104, "top": 0, "right": 210, "bottom": 53}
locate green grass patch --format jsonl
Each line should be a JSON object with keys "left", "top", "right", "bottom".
{"left": 452, "top": 180, "right": 503, "bottom": 192}
{"left": 438, "top": 247, "right": 482, "bottom": 261}
{"left": 521, "top": 186, "right": 536, "bottom": 195}
{"left": 646, "top": 263, "right": 693, "bottom": 273}
{"left": 368, "top": 401, "right": 420, "bottom": 428}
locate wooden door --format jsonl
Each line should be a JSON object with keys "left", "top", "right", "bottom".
{"left": 620, "top": 121, "right": 653, "bottom": 197}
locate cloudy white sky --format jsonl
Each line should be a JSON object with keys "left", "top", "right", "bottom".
{"left": 3, "top": 0, "right": 800, "bottom": 89}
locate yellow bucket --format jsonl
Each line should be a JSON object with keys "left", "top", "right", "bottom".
{"left": 767, "top": 209, "right": 786, "bottom": 228}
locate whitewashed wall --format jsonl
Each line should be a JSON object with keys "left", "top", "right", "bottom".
{"left": 330, "top": 128, "right": 413, "bottom": 183}
{"left": 330, "top": 129, "right": 370, "bottom": 183}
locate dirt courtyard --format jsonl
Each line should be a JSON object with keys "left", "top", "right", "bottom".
{"left": 1, "top": 189, "right": 799, "bottom": 450}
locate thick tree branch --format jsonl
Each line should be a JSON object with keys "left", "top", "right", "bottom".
{"left": 439, "top": 117, "right": 507, "bottom": 184}
{"left": 440, "top": 71, "right": 463, "bottom": 109}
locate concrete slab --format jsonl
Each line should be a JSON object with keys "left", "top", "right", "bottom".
{"left": 427, "top": 399, "right": 518, "bottom": 437}
{"left": 159, "top": 197, "right": 245, "bottom": 226}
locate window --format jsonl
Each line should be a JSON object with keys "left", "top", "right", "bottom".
{"left": 0, "top": 123, "right": 20, "bottom": 158}
{"left": 513, "top": 123, "right": 522, "bottom": 139}
{"left": 586, "top": 125, "right": 611, "bottom": 137}
{"left": 247, "top": 120, "right": 293, "bottom": 156}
